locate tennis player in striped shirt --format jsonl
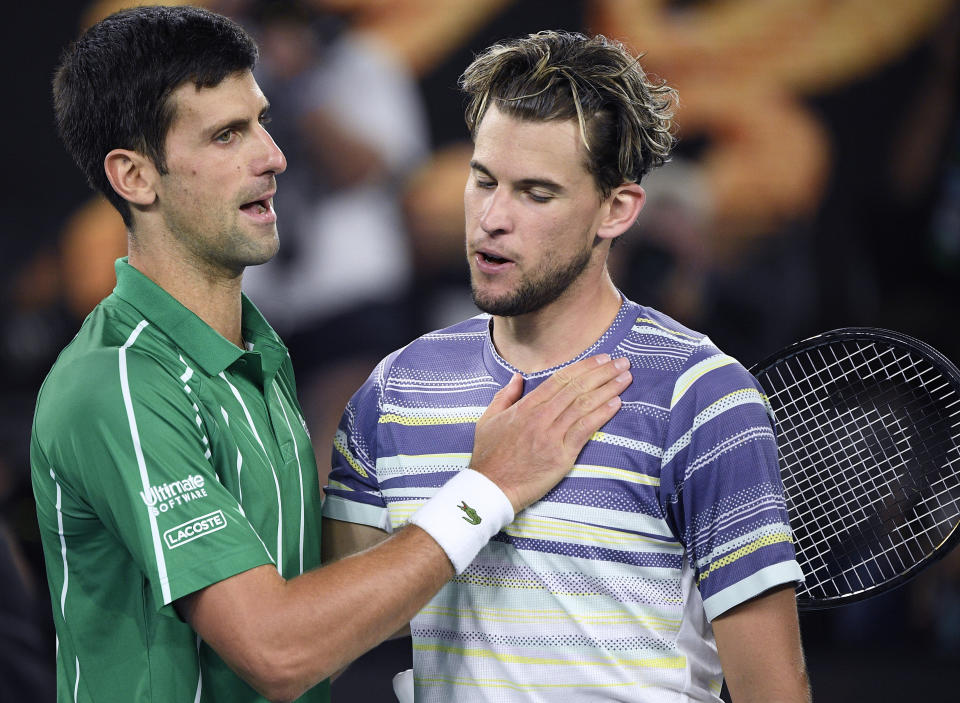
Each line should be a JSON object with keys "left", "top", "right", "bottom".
{"left": 324, "top": 31, "right": 811, "bottom": 703}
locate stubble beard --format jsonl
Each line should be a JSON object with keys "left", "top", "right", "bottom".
{"left": 471, "top": 241, "right": 594, "bottom": 317}
{"left": 164, "top": 206, "right": 279, "bottom": 276}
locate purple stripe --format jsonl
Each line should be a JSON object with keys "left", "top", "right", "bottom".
{"left": 490, "top": 533, "right": 683, "bottom": 569}
{"left": 323, "top": 487, "right": 383, "bottom": 508}
{"left": 540, "top": 481, "right": 664, "bottom": 516}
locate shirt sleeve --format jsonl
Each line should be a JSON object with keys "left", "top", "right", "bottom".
{"left": 32, "top": 347, "right": 274, "bottom": 615}
{"left": 322, "top": 355, "right": 392, "bottom": 532}
{"left": 659, "top": 341, "right": 804, "bottom": 620}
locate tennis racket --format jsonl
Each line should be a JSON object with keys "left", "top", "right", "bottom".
{"left": 750, "top": 328, "right": 960, "bottom": 611}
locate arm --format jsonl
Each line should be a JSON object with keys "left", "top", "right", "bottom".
{"left": 712, "top": 585, "right": 811, "bottom": 703}
{"left": 177, "top": 354, "right": 632, "bottom": 702}
{"left": 321, "top": 518, "right": 408, "bottom": 640}
{"left": 177, "top": 525, "right": 446, "bottom": 702}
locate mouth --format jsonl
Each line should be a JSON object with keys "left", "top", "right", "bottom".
{"left": 479, "top": 251, "right": 510, "bottom": 264}
{"left": 473, "top": 249, "right": 515, "bottom": 274}
{"left": 239, "top": 193, "right": 277, "bottom": 224}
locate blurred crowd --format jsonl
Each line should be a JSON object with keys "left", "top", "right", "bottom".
{"left": 2, "top": 1, "right": 959, "bottom": 700}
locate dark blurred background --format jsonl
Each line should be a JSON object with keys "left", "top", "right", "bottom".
{"left": 2, "top": 0, "right": 959, "bottom": 700}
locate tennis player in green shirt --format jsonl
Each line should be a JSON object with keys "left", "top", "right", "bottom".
{"left": 30, "top": 6, "right": 633, "bottom": 702}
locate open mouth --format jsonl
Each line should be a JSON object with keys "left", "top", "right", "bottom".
{"left": 239, "top": 195, "right": 277, "bottom": 224}
{"left": 474, "top": 250, "right": 514, "bottom": 273}
{"left": 240, "top": 199, "right": 270, "bottom": 215}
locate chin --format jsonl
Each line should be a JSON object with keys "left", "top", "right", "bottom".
{"left": 471, "top": 288, "right": 520, "bottom": 317}
{"left": 244, "top": 233, "right": 281, "bottom": 266}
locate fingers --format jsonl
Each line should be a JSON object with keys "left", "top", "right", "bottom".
{"left": 559, "top": 379, "right": 627, "bottom": 450}
{"left": 481, "top": 373, "right": 523, "bottom": 418}
{"left": 525, "top": 354, "right": 632, "bottom": 424}
{"left": 468, "top": 356, "right": 631, "bottom": 513}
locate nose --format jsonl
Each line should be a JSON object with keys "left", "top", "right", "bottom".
{"left": 478, "top": 186, "right": 512, "bottom": 236}
{"left": 256, "top": 124, "right": 287, "bottom": 176}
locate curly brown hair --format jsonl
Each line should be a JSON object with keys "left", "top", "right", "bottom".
{"left": 460, "top": 30, "right": 677, "bottom": 198}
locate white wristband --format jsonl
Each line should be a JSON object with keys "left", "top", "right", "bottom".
{"left": 408, "top": 469, "right": 515, "bottom": 574}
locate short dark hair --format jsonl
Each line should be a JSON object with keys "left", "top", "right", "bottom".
{"left": 53, "top": 5, "right": 259, "bottom": 227}
{"left": 460, "top": 30, "right": 676, "bottom": 198}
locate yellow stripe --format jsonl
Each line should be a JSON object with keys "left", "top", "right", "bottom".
{"left": 413, "top": 643, "right": 686, "bottom": 669}
{"left": 697, "top": 533, "right": 794, "bottom": 585}
{"left": 635, "top": 317, "right": 699, "bottom": 340}
{"left": 672, "top": 357, "right": 737, "bottom": 406}
{"left": 379, "top": 413, "right": 482, "bottom": 426}
{"left": 503, "top": 515, "right": 658, "bottom": 547}
{"left": 570, "top": 463, "right": 659, "bottom": 485}
{"left": 332, "top": 433, "right": 368, "bottom": 478}
{"left": 416, "top": 675, "right": 648, "bottom": 691}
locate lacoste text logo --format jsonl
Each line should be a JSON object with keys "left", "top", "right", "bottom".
{"left": 164, "top": 510, "right": 228, "bottom": 549}
{"left": 458, "top": 501, "right": 481, "bottom": 525}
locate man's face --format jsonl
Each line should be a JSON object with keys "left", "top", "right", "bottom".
{"left": 464, "top": 105, "right": 609, "bottom": 317}
{"left": 154, "top": 71, "right": 286, "bottom": 275}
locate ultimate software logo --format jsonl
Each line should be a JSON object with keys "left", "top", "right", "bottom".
{"left": 140, "top": 475, "right": 208, "bottom": 516}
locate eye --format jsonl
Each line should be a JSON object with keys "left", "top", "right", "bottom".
{"left": 215, "top": 129, "right": 235, "bottom": 144}
{"left": 526, "top": 190, "right": 553, "bottom": 203}
{"left": 259, "top": 113, "right": 272, "bottom": 126}
{"left": 475, "top": 177, "right": 496, "bottom": 190}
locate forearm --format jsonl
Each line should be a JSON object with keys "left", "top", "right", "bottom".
{"left": 286, "top": 524, "right": 448, "bottom": 670}
{"left": 179, "top": 524, "right": 450, "bottom": 702}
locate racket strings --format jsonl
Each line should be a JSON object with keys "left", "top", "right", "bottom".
{"left": 757, "top": 338, "right": 960, "bottom": 603}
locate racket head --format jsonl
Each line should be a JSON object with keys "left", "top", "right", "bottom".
{"left": 751, "top": 328, "right": 960, "bottom": 611}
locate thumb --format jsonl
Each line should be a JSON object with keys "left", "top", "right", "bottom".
{"left": 483, "top": 373, "right": 524, "bottom": 417}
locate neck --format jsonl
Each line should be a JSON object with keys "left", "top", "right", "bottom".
{"left": 491, "top": 269, "right": 622, "bottom": 374}
{"left": 128, "top": 234, "right": 245, "bottom": 348}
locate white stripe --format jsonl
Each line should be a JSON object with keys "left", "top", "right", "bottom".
{"left": 74, "top": 657, "right": 80, "bottom": 701}
{"left": 683, "top": 426, "right": 774, "bottom": 483}
{"left": 194, "top": 634, "right": 203, "bottom": 703}
{"left": 592, "top": 431, "right": 664, "bottom": 458}
{"left": 380, "top": 403, "right": 488, "bottom": 419}
{"left": 236, "top": 449, "right": 243, "bottom": 502}
{"left": 119, "top": 320, "right": 171, "bottom": 603}
{"left": 221, "top": 408, "right": 245, "bottom": 502}
{"left": 376, "top": 453, "right": 472, "bottom": 480}
{"left": 662, "top": 389, "right": 768, "bottom": 467}
{"left": 386, "top": 379, "right": 501, "bottom": 395}
{"left": 631, "top": 324, "right": 702, "bottom": 346}
{"left": 619, "top": 340, "right": 688, "bottom": 359}
{"left": 621, "top": 399, "right": 670, "bottom": 413}
{"left": 220, "top": 373, "right": 284, "bottom": 572}
{"left": 273, "top": 381, "right": 305, "bottom": 575}
{"left": 420, "top": 332, "right": 489, "bottom": 340}
{"left": 50, "top": 470, "right": 69, "bottom": 617}
{"left": 388, "top": 376, "right": 498, "bottom": 389}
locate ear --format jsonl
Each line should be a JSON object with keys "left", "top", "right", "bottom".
{"left": 596, "top": 183, "right": 645, "bottom": 241}
{"left": 103, "top": 149, "right": 159, "bottom": 208}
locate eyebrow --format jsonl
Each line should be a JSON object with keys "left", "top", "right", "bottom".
{"left": 470, "top": 159, "right": 566, "bottom": 193}
{"left": 208, "top": 101, "right": 272, "bottom": 137}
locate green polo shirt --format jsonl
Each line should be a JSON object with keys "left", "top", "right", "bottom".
{"left": 31, "top": 259, "right": 329, "bottom": 702}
